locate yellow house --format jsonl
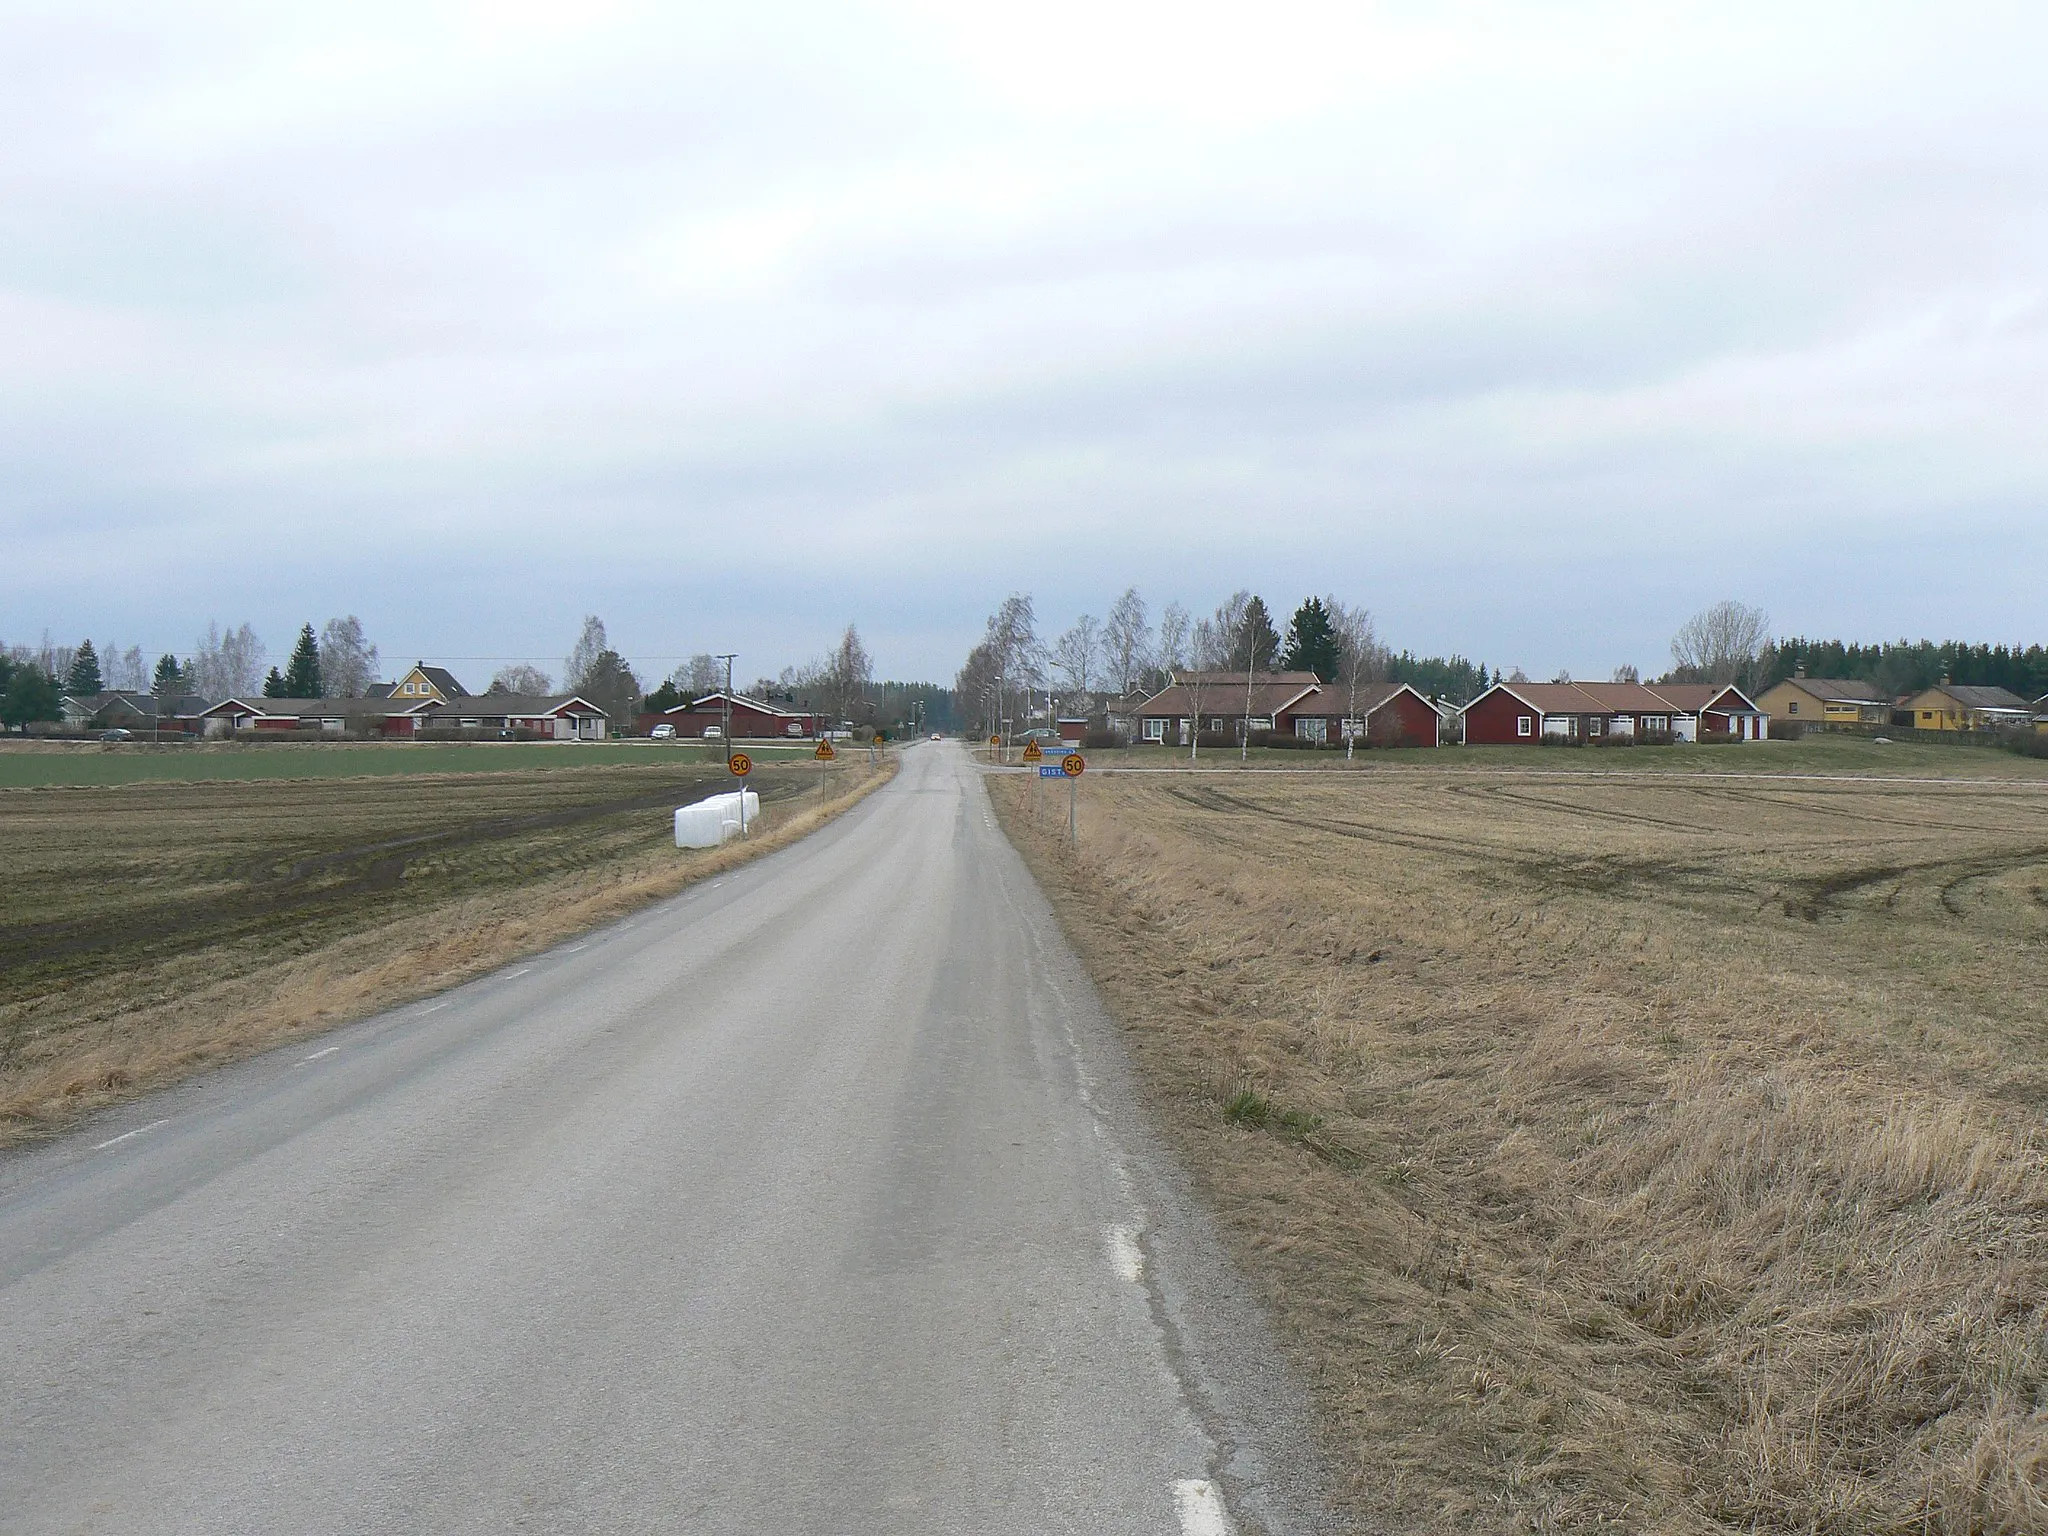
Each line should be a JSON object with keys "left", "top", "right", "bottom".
{"left": 1755, "top": 674, "right": 1890, "bottom": 728}
{"left": 1901, "top": 682, "right": 2037, "bottom": 732}
{"left": 373, "top": 663, "right": 468, "bottom": 704}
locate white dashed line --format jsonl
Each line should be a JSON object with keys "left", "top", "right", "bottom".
{"left": 1173, "top": 1479, "right": 1234, "bottom": 1536}
{"left": 301, "top": 1046, "right": 339, "bottom": 1062}
{"left": 504, "top": 968, "right": 530, "bottom": 980}
{"left": 95, "top": 1120, "right": 168, "bottom": 1152}
{"left": 1106, "top": 1224, "right": 1145, "bottom": 1284}
{"left": 561, "top": 943, "right": 587, "bottom": 954}
{"left": 420, "top": 1002, "right": 448, "bottom": 1014}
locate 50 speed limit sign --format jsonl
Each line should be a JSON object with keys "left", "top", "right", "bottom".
{"left": 727, "top": 752, "right": 752, "bottom": 776}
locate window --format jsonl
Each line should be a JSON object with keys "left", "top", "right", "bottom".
{"left": 1517, "top": 715, "right": 1533, "bottom": 737}
{"left": 1787, "top": 701, "right": 1799, "bottom": 715}
{"left": 1295, "top": 717, "right": 1327, "bottom": 743}
{"left": 1587, "top": 717, "right": 1603, "bottom": 735}
{"left": 1142, "top": 718, "right": 1165, "bottom": 740}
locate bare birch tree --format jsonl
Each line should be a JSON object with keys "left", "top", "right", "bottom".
{"left": 1180, "top": 616, "right": 1227, "bottom": 761}
{"left": 564, "top": 615, "right": 608, "bottom": 693}
{"left": 318, "top": 616, "right": 379, "bottom": 698}
{"left": 190, "top": 621, "right": 266, "bottom": 698}
{"left": 1101, "top": 588, "right": 1151, "bottom": 696}
{"left": 1154, "top": 601, "right": 1189, "bottom": 687}
{"left": 1323, "top": 599, "right": 1385, "bottom": 761}
{"left": 1052, "top": 614, "right": 1099, "bottom": 695}
{"left": 1670, "top": 600, "right": 1770, "bottom": 688}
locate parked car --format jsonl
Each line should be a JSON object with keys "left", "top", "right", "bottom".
{"left": 703, "top": 725, "right": 723, "bottom": 739}
{"left": 650, "top": 723, "right": 677, "bottom": 740}
{"left": 100, "top": 728, "right": 132, "bottom": 742}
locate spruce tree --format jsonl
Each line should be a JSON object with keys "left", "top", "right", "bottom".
{"left": 153, "top": 653, "right": 184, "bottom": 695}
{"left": 283, "top": 623, "right": 322, "bottom": 697}
{"left": 67, "top": 640, "right": 104, "bottom": 696}
{"left": 1229, "top": 596, "right": 1278, "bottom": 672}
{"left": 1279, "top": 598, "right": 1340, "bottom": 681}
{"left": 262, "top": 667, "right": 289, "bottom": 698}
{"left": 3, "top": 664, "right": 62, "bottom": 727}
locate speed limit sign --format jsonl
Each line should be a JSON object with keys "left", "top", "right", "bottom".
{"left": 727, "top": 752, "right": 752, "bottom": 776}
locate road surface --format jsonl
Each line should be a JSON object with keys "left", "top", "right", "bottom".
{"left": 0, "top": 743, "right": 1336, "bottom": 1534}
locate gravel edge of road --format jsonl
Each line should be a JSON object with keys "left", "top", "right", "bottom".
{"left": 972, "top": 767, "right": 1359, "bottom": 1536}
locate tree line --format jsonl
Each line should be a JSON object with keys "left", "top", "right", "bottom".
{"left": 1759, "top": 638, "right": 2048, "bottom": 701}
{"left": 955, "top": 588, "right": 1496, "bottom": 738}
{"left": 0, "top": 612, "right": 956, "bottom": 735}
{"left": 1640, "top": 601, "right": 2046, "bottom": 702}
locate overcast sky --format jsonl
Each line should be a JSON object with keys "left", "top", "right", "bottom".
{"left": 4, "top": 1, "right": 2044, "bottom": 686}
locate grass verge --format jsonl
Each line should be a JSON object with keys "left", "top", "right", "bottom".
{"left": 0, "top": 755, "right": 893, "bottom": 1145}
{"left": 992, "top": 764, "right": 2048, "bottom": 1534}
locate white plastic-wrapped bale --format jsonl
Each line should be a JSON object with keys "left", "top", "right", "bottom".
{"left": 673, "top": 790, "right": 761, "bottom": 849}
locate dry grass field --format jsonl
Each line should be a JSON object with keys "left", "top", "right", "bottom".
{"left": 0, "top": 753, "right": 888, "bottom": 1144}
{"left": 993, "top": 761, "right": 2048, "bottom": 1534}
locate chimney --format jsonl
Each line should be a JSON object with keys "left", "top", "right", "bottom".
{"left": 1794, "top": 664, "right": 1806, "bottom": 679}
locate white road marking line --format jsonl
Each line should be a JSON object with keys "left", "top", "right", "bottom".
{"left": 1106, "top": 1224, "right": 1145, "bottom": 1284}
{"left": 420, "top": 1002, "right": 448, "bottom": 1014}
{"left": 1173, "top": 1479, "right": 1235, "bottom": 1536}
{"left": 301, "top": 1046, "right": 339, "bottom": 1061}
{"left": 95, "top": 1120, "right": 168, "bottom": 1152}
{"left": 504, "top": 967, "right": 530, "bottom": 979}
{"left": 561, "top": 943, "right": 587, "bottom": 954}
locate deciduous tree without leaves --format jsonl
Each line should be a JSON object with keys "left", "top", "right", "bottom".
{"left": 1670, "top": 600, "right": 1771, "bottom": 689}
{"left": 318, "top": 616, "right": 379, "bottom": 699}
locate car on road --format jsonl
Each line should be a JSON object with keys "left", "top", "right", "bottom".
{"left": 649, "top": 723, "right": 677, "bottom": 740}
{"left": 930, "top": 732, "right": 942, "bottom": 741}
{"left": 100, "top": 728, "right": 132, "bottom": 742}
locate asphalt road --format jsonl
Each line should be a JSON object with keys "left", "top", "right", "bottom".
{"left": 0, "top": 742, "right": 1337, "bottom": 1535}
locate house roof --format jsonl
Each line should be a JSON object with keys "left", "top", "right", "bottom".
{"left": 1920, "top": 683, "right": 2034, "bottom": 712}
{"left": 1771, "top": 676, "right": 1888, "bottom": 704}
{"left": 1464, "top": 680, "right": 1761, "bottom": 717}
{"left": 1649, "top": 683, "right": 1764, "bottom": 714}
{"left": 1169, "top": 669, "right": 1325, "bottom": 688}
{"left": 426, "top": 694, "right": 606, "bottom": 717}
{"left": 201, "top": 695, "right": 435, "bottom": 720}
{"left": 667, "top": 691, "right": 812, "bottom": 718}
{"left": 1291, "top": 681, "right": 1438, "bottom": 717}
{"left": 385, "top": 667, "right": 464, "bottom": 704}
{"left": 62, "top": 690, "right": 157, "bottom": 720}
{"left": 1136, "top": 675, "right": 1323, "bottom": 718}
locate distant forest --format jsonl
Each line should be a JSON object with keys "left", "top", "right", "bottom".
{"left": 1384, "top": 651, "right": 1492, "bottom": 706}
{"left": 1762, "top": 639, "right": 2048, "bottom": 701}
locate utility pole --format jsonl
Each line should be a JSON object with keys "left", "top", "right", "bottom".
{"left": 717, "top": 652, "right": 742, "bottom": 835}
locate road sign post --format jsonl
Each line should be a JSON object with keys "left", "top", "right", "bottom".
{"left": 1061, "top": 753, "right": 1085, "bottom": 845}
{"left": 728, "top": 751, "right": 752, "bottom": 835}
{"left": 814, "top": 738, "right": 834, "bottom": 799}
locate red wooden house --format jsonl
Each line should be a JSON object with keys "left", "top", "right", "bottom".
{"left": 1460, "top": 681, "right": 1766, "bottom": 744}
{"left": 645, "top": 691, "right": 819, "bottom": 739}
